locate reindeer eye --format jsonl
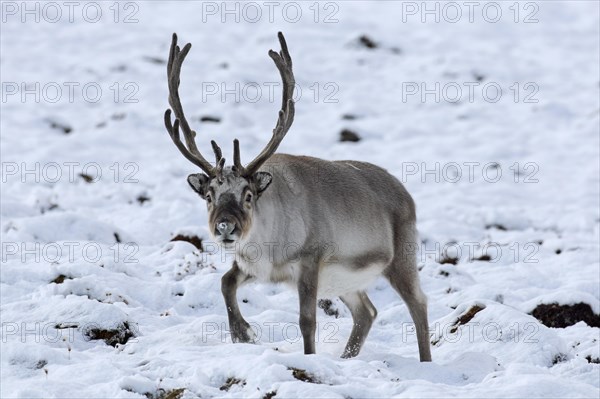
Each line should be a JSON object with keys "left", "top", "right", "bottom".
{"left": 245, "top": 193, "right": 252, "bottom": 203}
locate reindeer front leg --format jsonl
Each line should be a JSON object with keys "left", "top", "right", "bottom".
{"left": 221, "top": 262, "right": 255, "bottom": 343}
{"left": 297, "top": 262, "right": 319, "bottom": 354}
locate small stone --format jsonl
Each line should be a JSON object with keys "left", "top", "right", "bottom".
{"left": 358, "top": 35, "right": 378, "bottom": 49}
{"left": 340, "top": 129, "right": 361, "bottom": 142}
{"left": 200, "top": 116, "right": 221, "bottom": 123}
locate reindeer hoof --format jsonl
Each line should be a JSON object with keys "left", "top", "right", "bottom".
{"left": 231, "top": 322, "right": 257, "bottom": 343}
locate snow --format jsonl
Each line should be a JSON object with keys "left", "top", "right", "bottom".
{"left": 1, "top": 1, "right": 599, "bottom": 397}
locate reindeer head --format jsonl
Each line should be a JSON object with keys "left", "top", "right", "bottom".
{"left": 164, "top": 32, "right": 295, "bottom": 246}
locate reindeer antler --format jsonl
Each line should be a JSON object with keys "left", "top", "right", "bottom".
{"left": 164, "top": 32, "right": 294, "bottom": 178}
{"left": 234, "top": 32, "right": 296, "bottom": 177}
{"left": 164, "top": 33, "right": 223, "bottom": 176}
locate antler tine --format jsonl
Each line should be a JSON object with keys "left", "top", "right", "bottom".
{"left": 232, "top": 139, "right": 244, "bottom": 175}
{"left": 164, "top": 110, "right": 209, "bottom": 169}
{"left": 243, "top": 32, "right": 296, "bottom": 176}
{"left": 165, "top": 33, "right": 216, "bottom": 176}
{"left": 211, "top": 140, "right": 223, "bottom": 164}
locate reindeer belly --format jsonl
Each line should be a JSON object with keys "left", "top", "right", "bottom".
{"left": 317, "top": 263, "right": 386, "bottom": 298}
{"left": 237, "top": 256, "right": 299, "bottom": 284}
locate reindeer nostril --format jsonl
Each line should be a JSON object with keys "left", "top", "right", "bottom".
{"left": 216, "top": 221, "right": 235, "bottom": 236}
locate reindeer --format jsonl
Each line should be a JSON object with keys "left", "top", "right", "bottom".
{"left": 163, "top": 32, "right": 431, "bottom": 361}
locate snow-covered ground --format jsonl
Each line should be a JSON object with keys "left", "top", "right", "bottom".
{"left": 1, "top": 1, "right": 599, "bottom": 397}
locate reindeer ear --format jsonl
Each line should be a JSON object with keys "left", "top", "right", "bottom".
{"left": 254, "top": 172, "right": 272, "bottom": 194}
{"left": 187, "top": 173, "right": 210, "bottom": 197}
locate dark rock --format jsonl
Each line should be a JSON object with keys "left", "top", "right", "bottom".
{"left": 84, "top": 322, "right": 135, "bottom": 347}
{"left": 485, "top": 223, "right": 507, "bottom": 231}
{"left": 35, "top": 360, "right": 48, "bottom": 369}
{"left": 358, "top": 35, "right": 378, "bottom": 49}
{"left": 136, "top": 194, "right": 151, "bottom": 204}
{"left": 79, "top": 173, "right": 94, "bottom": 183}
{"left": 170, "top": 234, "right": 203, "bottom": 250}
{"left": 220, "top": 377, "right": 245, "bottom": 391}
{"left": 144, "top": 388, "right": 185, "bottom": 399}
{"left": 50, "top": 274, "right": 71, "bottom": 284}
{"left": 55, "top": 323, "right": 78, "bottom": 329}
{"left": 472, "top": 72, "right": 485, "bottom": 82}
{"left": 40, "top": 203, "right": 59, "bottom": 214}
{"left": 450, "top": 305, "right": 485, "bottom": 333}
{"left": 288, "top": 367, "right": 319, "bottom": 383}
{"left": 200, "top": 116, "right": 221, "bottom": 123}
{"left": 531, "top": 303, "right": 600, "bottom": 328}
{"left": 339, "top": 129, "right": 361, "bottom": 142}
{"left": 48, "top": 120, "right": 72, "bottom": 134}
{"left": 552, "top": 353, "right": 568, "bottom": 365}
{"left": 440, "top": 256, "right": 459, "bottom": 265}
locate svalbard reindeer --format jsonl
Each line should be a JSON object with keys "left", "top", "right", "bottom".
{"left": 163, "top": 32, "right": 431, "bottom": 361}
